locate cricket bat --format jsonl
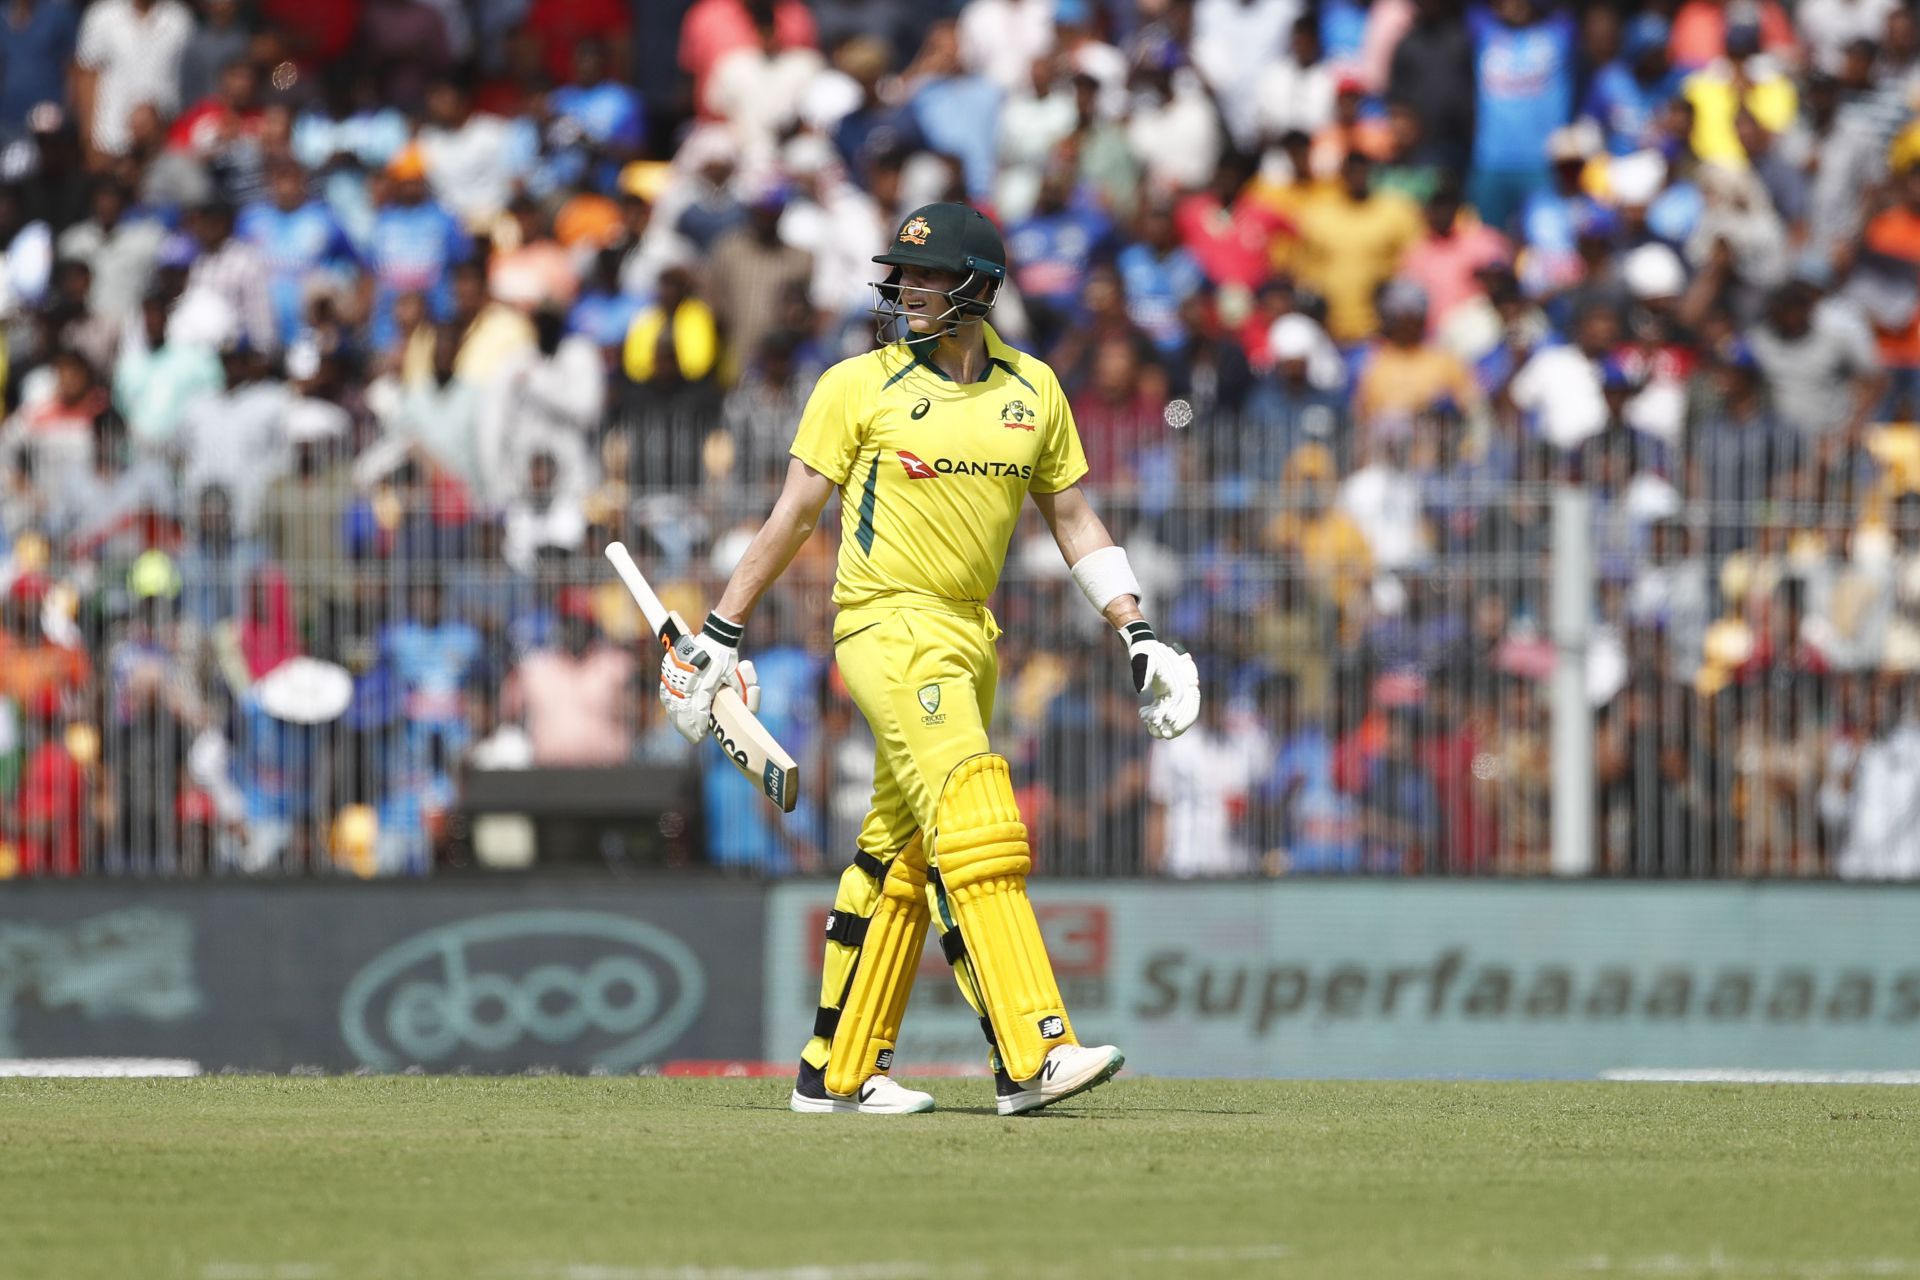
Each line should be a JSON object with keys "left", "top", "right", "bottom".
{"left": 606, "top": 541, "right": 800, "bottom": 813}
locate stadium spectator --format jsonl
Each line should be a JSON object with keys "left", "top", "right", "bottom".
{"left": 1467, "top": 0, "right": 1578, "bottom": 231}
{"left": 368, "top": 145, "right": 469, "bottom": 351}
{"left": 1400, "top": 179, "right": 1510, "bottom": 334}
{"left": 0, "top": 0, "right": 78, "bottom": 140}
{"left": 1147, "top": 677, "right": 1255, "bottom": 877}
{"left": 501, "top": 586, "right": 635, "bottom": 767}
{"left": 1259, "top": 16, "right": 1339, "bottom": 144}
{"left": 74, "top": 0, "right": 195, "bottom": 162}
{"left": 4, "top": 0, "right": 1920, "bottom": 879}
{"left": 1293, "top": 152, "right": 1423, "bottom": 342}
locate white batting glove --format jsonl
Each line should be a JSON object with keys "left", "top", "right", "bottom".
{"left": 659, "top": 612, "right": 757, "bottom": 743}
{"left": 1122, "top": 620, "right": 1200, "bottom": 739}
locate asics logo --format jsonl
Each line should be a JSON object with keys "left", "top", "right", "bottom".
{"left": 911, "top": 398, "right": 931, "bottom": 419}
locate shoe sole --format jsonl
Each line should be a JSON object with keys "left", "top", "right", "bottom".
{"left": 997, "top": 1049, "right": 1126, "bottom": 1116}
{"left": 789, "top": 1089, "right": 935, "bottom": 1115}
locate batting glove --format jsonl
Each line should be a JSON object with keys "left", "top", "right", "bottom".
{"left": 1122, "top": 620, "right": 1200, "bottom": 739}
{"left": 659, "top": 613, "right": 759, "bottom": 743}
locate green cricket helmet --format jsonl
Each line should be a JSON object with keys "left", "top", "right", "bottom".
{"left": 871, "top": 201, "right": 1006, "bottom": 340}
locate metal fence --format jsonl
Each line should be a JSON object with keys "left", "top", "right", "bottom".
{"left": 3, "top": 405, "right": 1917, "bottom": 881}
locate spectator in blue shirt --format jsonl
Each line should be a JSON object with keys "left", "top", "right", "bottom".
{"left": 1007, "top": 164, "right": 1114, "bottom": 351}
{"left": 543, "top": 38, "right": 644, "bottom": 197}
{"left": 908, "top": 20, "right": 1002, "bottom": 201}
{"left": 1255, "top": 672, "right": 1365, "bottom": 874}
{"left": 238, "top": 159, "right": 363, "bottom": 350}
{"left": 1358, "top": 704, "right": 1440, "bottom": 871}
{"left": 832, "top": 35, "right": 925, "bottom": 189}
{"left": 1467, "top": 0, "right": 1577, "bottom": 233}
{"left": 1115, "top": 201, "right": 1206, "bottom": 355}
{"left": 549, "top": 40, "right": 644, "bottom": 158}
{"left": 704, "top": 599, "right": 823, "bottom": 874}
{"left": 383, "top": 581, "right": 483, "bottom": 755}
{"left": 1581, "top": 14, "right": 1683, "bottom": 156}
{"left": 0, "top": 0, "right": 77, "bottom": 139}
{"left": 368, "top": 146, "right": 469, "bottom": 352}
{"left": 568, "top": 246, "right": 644, "bottom": 354}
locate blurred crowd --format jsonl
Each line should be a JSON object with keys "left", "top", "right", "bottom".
{"left": 3, "top": 0, "right": 1920, "bottom": 880}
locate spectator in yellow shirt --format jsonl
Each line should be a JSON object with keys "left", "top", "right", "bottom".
{"left": 1682, "top": 19, "right": 1798, "bottom": 167}
{"left": 622, "top": 266, "right": 720, "bottom": 387}
{"left": 1292, "top": 152, "right": 1424, "bottom": 342}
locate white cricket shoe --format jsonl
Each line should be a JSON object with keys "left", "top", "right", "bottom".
{"left": 789, "top": 1059, "right": 935, "bottom": 1114}
{"left": 995, "top": 1043, "right": 1126, "bottom": 1116}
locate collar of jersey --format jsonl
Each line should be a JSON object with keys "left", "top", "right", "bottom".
{"left": 887, "top": 323, "right": 1029, "bottom": 389}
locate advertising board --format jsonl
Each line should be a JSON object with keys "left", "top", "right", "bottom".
{"left": 765, "top": 881, "right": 1920, "bottom": 1077}
{"left": 0, "top": 883, "right": 763, "bottom": 1072}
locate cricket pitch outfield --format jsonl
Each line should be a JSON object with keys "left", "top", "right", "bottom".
{"left": 6, "top": 1077, "right": 1920, "bottom": 1279}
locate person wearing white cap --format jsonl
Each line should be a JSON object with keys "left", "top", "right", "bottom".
{"left": 1246, "top": 312, "right": 1350, "bottom": 478}
{"left": 258, "top": 396, "right": 356, "bottom": 606}
{"left": 1617, "top": 243, "right": 1695, "bottom": 446}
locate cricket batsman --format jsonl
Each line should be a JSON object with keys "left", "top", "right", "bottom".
{"left": 658, "top": 202, "right": 1201, "bottom": 1115}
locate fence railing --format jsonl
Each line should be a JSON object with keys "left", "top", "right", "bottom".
{"left": 3, "top": 406, "right": 1917, "bottom": 880}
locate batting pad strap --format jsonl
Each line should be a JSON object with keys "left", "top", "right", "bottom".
{"left": 1069, "top": 544, "right": 1141, "bottom": 618}
{"left": 824, "top": 912, "right": 870, "bottom": 946}
{"left": 852, "top": 850, "right": 887, "bottom": 880}
{"left": 939, "top": 928, "right": 969, "bottom": 966}
{"left": 933, "top": 754, "right": 1073, "bottom": 1083}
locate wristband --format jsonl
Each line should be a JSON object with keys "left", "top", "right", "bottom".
{"left": 1069, "top": 544, "right": 1142, "bottom": 617}
{"left": 1120, "top": 620, "right": 1156, "bottom": 649}
{"left": 702, "top": 611, "right": 744, "bottom": 648}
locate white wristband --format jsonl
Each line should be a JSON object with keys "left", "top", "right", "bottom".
{"left": 1069, "top": 544, "right": 1142, "bottom": 617}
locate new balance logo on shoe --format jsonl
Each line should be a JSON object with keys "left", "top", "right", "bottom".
{"left": 1038, "top": 1016, "right": 1065, "bottom": 1039}
{"left": 1043, "top": 1058, "right": 1060, "bottom": 1083}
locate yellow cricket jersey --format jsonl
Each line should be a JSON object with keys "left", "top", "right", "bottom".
{"left": 789, "top": 324, "right": 1088, "bottom": 610}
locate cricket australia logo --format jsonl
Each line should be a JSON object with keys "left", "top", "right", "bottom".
{"left": 898, "top": 216, "right": 933, "bottom": 245}
{"left": 918, "top": 683, "right": 945, "bottom": 725}
{"left": 1001, "top": 399, "right": 1036, "bottom": 431}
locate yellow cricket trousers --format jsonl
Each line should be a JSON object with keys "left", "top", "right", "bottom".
{"left": 833, "top": 596, "right": 1001, "bottom": 852}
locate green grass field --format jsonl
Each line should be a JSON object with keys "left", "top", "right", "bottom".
{"left": 6, "top": 1077, "right": 1920, "bottom": 1280}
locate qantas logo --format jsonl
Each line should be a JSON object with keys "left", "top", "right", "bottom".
{"left": 896, "top": 450, "right": 1034, "bottom": 481}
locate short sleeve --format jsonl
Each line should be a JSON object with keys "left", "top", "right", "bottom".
{"left": 789, "top": 359, "right": 865, "bottom": 486}
{"left": 74, "top": 8, "right": 107, "bottom": 70}
{"left": 1029, "top": 371, "right": 1089, "bottom": 494}
{"left": 1147, "top": 740, "right": 1171, "bottom": 803}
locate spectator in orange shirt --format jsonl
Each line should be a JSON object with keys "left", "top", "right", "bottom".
{"left": 1309, "top": 74, "right": 1396, "bottom": 177}
{"left": 1862, "top": 162, "right": 1920, "bottom": 420}
{"left": 1668, "top": 0, "right": 1797, "bottom": 71}
{"left": 0, "top": 575, "right": 90, "bottom": 713}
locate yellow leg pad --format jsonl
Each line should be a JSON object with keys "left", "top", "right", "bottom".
{"left": 823, "top": 839, "right": 931, "bottom": 1096}
{"left": 933, "top": 754, "right": 1073, "bottom": 1083}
